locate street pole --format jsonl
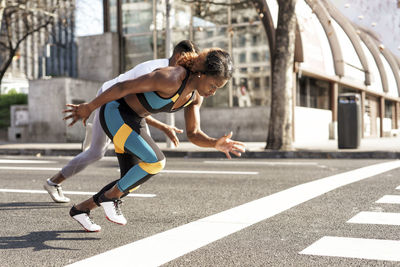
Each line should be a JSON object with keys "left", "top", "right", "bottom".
{"left": 165, "top": 0, "right": 175, "bottom": 148}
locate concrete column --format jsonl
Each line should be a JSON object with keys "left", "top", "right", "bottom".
{"left": 380, "top": 97, "right": 384, "bottom": 137}
{"left": 329, "top": 82, "right": 338, "bottom": 139}
{"left": 292, "top": 70, "right": 297, "bottom": 141}
{"left": 360, "top": 91, "right": 365, "bottom": 138}
{"left": 395, "top": 102, "right": 399, "bottom": 129}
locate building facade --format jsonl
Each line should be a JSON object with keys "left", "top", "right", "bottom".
{"left": 103, "top": 0, "right": 400, "bottom": 142}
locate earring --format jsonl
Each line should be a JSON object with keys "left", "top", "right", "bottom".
{"left": 198, "top": 74, "right": 201, "bottom": 78}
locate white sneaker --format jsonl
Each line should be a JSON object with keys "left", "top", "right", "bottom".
{"left": 100, "top": 199, "right": 127, "bottom": 225}
{"left": 70, "top": 206, "right": 101, "bottom": 232}
{"left": 43, "top": 181, "right": 70, "bottom": 203}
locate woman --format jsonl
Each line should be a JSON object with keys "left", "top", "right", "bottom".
{"left": 64, "top": 48, "right": 246, "bottom": 232}
{"left": 43, "top": 40, "right": 198, "bottom": 203}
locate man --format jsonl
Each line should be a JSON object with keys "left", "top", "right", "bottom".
{"left": 44, "top": 40, "right": 199, "bottom": 203}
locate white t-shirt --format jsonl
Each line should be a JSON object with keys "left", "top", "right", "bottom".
{"left": 100, "top": 58, "right": 169, "bottom": 93}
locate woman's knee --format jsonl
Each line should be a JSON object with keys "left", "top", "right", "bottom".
{"left": 138, "top": 157, "right": 166, "bottom": 174}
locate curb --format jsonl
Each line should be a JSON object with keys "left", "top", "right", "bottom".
{"left": 0, "top": 148, "right": 400, "bottom": 159}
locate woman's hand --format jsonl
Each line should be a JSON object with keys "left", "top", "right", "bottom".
{"left": 215, "top": 132, "right": 246, "bottom": 159}
{"left": 63, "top": 103, "right": 93, "bottom": 126}
{"left": 162, "top": 125, "right": 184, "bottom": 147}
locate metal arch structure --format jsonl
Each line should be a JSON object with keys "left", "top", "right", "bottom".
{"left": 320, "top": 0, "right": 370, "bottom": 86}
{"left": 376, "top": 44, "right": 400, "bottom": 96}
{"left": 304, "top": 0, "right": 344, "bottom": 77}
{"left": 357, "top": 30, "right": 389, "bottom": 93}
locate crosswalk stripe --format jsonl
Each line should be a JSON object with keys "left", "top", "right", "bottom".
{"left": 375, "top": 195, "right": 400, "bottom": 204}
{"left": 0, "top": 189, "right": 155, "bottom": 198}
{"left": 66, "top": 160, "right": 400, "bottom": 267}
{"left": 347, "top": 211, "right": 400, "bottom": 225}
{"left": 300, "top": 236, "right": 400, "bottom": 261}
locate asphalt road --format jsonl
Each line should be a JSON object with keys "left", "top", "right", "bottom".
{"left": 1, "top": 156, "right": 400, "bottom": 266}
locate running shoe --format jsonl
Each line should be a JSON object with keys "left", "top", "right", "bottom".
{"left": 43, "top": 180, "right": 70, "bottom": 203}
{"left": 100, "top": 197, "right": 127, "bottom": 225}
{"left": 70, "top": 206, "right": 101, "bottom": 232}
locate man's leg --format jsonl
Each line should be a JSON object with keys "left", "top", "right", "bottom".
{"left": 44, "top": 109, "right": 111, "bottom": 203}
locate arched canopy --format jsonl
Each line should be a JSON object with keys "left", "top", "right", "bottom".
{"left": 303, "top": 0, "right": 344, "bottom": 77}
{"left": 321, "top": 0, "right": 370, "bottom": 85}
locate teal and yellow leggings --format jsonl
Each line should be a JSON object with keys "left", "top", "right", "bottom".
{"left": 93, "top": 98, "right": 165, "bottom": 204}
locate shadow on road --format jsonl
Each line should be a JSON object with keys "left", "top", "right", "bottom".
{"left": 0, "top": 230, "right": 100, "bottom": 251}
{"left": 0, "top": 201, "right": 68, "bottom": 211}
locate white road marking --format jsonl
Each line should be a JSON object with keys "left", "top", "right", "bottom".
{"left": 0, "top": 166, "right": 61, "bottom": 171}
{"left": 0, "top": 188, "right": 155, "bottom": 198}
{"left": 375, "top": 195, "right": 400, "bottom": 204}
{"left": 203, "top": 161, "right": 319, "bottom": 166}
{"left": 300, "top": 236, "right": 400, "bottom": 261}
{"left": 347, "top": 211, "right": 400, "bottom": 225}
{"left": 396, "top": 185, "right": 400, "bottom": 190}
{"left": 66, "top": 160, "right": 400, "bottom": 267}
{"left": 0, "top": 159, "right": 55, "bottom": 164}
{"left": 161, "top": 170, "right": 258, "bottom": 175}
{"left": 0, "top": 166, "right": 258, "bottom": 175}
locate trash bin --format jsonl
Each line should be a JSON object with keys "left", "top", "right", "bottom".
{"left": 337, "top": 93, "right": 361, "bottom": 149}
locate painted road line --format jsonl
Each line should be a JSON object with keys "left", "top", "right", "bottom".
{"left": 66, "top": 160, "right": 400, "bottom": 267}
{"left": 0, "top": 189, "right": 155, "bottom": 198}
{"left": 0, "top": 159, "right": 56, "bottom": 164}
{"left": 300, "top": 236, "right": 400, "bottom": 261}
{"left": 396, "top": 185, "right": 400, "bottom": 190}
{"left": 0, "top": 166, "right": 61, "bottom": 171}
{"left": 203, "top": 161, "right": 319, "bottom": 166}
{"left": 375, "top": 195, "right": 400, "bottom": 204}
{"left": 0, "top": 166, "right": 258, "bottom": 175}
{"left": 161, "top": 170, "right": 258, "bottom": 175}
{"left": 347, "top": 211, "right": 400, "bottom": 225}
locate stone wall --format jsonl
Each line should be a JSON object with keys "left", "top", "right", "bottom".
{"left": 76, "top": 32, "right": 119, "bottom": 82}
{"left": 151, "top": 106, "right": 270, "bottom": 142}
{"left": 28, "top": 78, "right": 101, "bottom": 142}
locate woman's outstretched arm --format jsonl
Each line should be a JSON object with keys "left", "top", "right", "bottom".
{"left": 184, "top": 93, "right": 246, "bottom": 159}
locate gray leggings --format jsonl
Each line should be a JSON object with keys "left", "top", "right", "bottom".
{"left": 60, "top": 107, "right": 111, "bottom": 178}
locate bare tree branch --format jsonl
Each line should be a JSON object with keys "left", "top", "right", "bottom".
{"left": 0, "top": 0, "right": 74, "bottom": 86}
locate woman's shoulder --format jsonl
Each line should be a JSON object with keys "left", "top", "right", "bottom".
{"left": 152, "top": 65, "right": 187, "bottom": 83}
{"left": 149, "top": 66, "right": 188, "bottom": 95}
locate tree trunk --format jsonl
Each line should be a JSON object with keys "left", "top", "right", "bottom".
{"left": 266, "top": 0, "right": 297, "bottom": 150}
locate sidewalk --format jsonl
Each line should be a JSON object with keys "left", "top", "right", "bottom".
{"left": 0, "top": 137, "right": 400, "bottom": 158}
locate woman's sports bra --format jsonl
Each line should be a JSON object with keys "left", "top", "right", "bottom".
{"left": 136, "top": 69, "right": 195, "bottom": 114}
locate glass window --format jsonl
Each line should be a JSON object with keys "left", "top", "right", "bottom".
{"left": 251, "top": 52, "right": 259, "bottom": 62}
{"left": 297, "top": 76, "right": 330, "bottom": 110}
{"left": 124, "top": 35, "right": 153, "bottom": 70}
{"left": 239, "top": 53, "right": 246, "bottom": 63}
{"left": 385, "top": 101, "right": 393, "bottom": 118}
